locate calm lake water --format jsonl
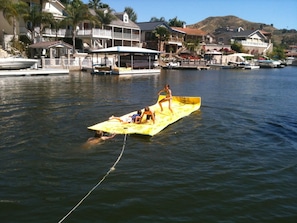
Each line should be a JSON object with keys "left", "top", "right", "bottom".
{"left": 1, "top": 67, "right": 297, "bottom": 223}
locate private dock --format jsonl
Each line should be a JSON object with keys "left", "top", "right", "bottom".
{"left": 162, "top": 59, "right": 209, "bottom": 70}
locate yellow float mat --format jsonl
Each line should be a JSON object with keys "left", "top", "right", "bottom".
{"left": 88, "top": 95, "right": 201, "bottom": 136}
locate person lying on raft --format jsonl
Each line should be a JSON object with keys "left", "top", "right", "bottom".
{"left": 109, "top": 110, "right": 142, "bottom": 124}
{"left": 141, "top": 106, "right": 155, "bottom": 124}
{"left": 83, "top": 130, "right": 116, "bottom": 148}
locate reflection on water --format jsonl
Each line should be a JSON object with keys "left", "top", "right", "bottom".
{"left": 1, "top": 68, "right": 297, "bottom": 222}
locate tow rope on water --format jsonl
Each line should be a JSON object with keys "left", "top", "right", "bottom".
{"left": 58, "top": 133, "right": 128, "bottom": 223}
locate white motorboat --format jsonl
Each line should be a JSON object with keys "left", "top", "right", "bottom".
{"left": 243, "top": 64, "right": 260, "bottom": 69}
{"left": 227, "top": 61, "right": 260, "bottom": 69}
{"left": 257, "top": 60, "right": 284, "bottom": 68}
{"left": 286, "top": 57, "right": 297, "bottom": 66}
{"left": 0, "top": 57, "right": 39, "bottom": 70}
{"left": 163, "top": 61, "right": 180, "bottom": 69}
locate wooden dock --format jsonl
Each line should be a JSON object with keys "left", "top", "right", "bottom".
{"left": 162, "top": 59, "right": 209, "bottom": 70}
{"left": 163, "top": 65, "right": 209, "bottom": 70}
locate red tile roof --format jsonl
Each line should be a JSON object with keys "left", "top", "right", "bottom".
{"left": 171, "top": 27, "right": 207, "bottom": 36}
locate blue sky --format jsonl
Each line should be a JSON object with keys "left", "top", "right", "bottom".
{"left": 83, "top": 0, "right": 297, "bottom": 30}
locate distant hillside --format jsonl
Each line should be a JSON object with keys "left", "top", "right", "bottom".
{"left": 187, "top": 15, "right": 276, "bottom": 33}
{"left": 187, "top": 15, "right": 297, "bottom": 45}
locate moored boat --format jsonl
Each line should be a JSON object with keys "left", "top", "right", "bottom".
{"left": 162, "top": 61, "right": 180, "bottom": 69}
{"left": 0, "top": 68, "right": 69, "bottom": 77}
{"left": 257, "top": 59, "right": 284, "bottom": 68}
{"left": 0, "top": 57, "right": 39, "bottom": 70}
{"left": 228, "top": 61, "right": 260, "bottom": 69}
{"left": 90, "top": 64, "right": 112, "bottom": 75}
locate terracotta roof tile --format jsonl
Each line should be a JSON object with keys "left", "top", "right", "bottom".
{"left": 171, "top": 27, "right": 207, "bottom": 36}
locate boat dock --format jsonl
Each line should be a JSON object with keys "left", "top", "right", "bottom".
{"left": 162, "top": 59, "right": 209, "bottom": 70}
{"left": 88, "top": 46, "right": 161, "bottom": 75}
{"left": 163, "top": 65, "right": 209, "bottom": 70}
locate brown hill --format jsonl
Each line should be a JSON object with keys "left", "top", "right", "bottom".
{"left": 187, "top": 15, "right": 276, "bottom": 33}
{"left": 187, "top": 15, "right": 297, "bottom": 45}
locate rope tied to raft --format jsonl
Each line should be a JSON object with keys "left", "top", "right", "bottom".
{"left": 58, "top": 133, "right": 128, "bottom": 223}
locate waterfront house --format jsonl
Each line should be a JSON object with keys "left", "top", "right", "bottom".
{"left": 76, "top": 10, "right": 141, "bottom": 51}
{"left": 0, "top": 1, "right": 276, "bottom": 70}
{"left": 137, "top": 22, "right": 216, "bottom": 63}
{"left": 171, "top": 27, "right": 207, "bottom": 44}
{"left": 137, "top": 21, "right": 185, "bottom": 54}
{"left": 215, "top": 27, "right": 272, "bottom": 56}
{"left": 1, "top": 1, "right": 140, "bottom": 54}
{"left": 42, "top": 8, "right": 141, "bottom": 52}
{"left": 0, "top": 0, "right": 65, "bottom": 51}
{"left": 231, "top": 29, "right": 272, "bottom": 55}
{"left": 171, "top": 26, "right": 208, "bottom": 55}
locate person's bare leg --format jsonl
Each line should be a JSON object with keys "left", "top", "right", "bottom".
{"left": 109, "top": 116, "right": 123, "bottom": 122}
{"left": 159, "top": 101, "right": 163, "bottom": 111}
{"left": 168, "top": 100, "right": 173, "bottom": 113}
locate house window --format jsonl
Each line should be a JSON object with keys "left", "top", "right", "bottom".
{"left": 218, "top": 37, "right": 224, "bottom": 44}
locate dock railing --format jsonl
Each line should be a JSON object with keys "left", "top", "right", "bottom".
{"left": 41, "top": 57, "right": 83, "bottom": 70}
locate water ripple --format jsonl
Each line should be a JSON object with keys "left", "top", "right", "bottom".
{"left": 1, "top": 69, "right": 297, "bottom": 222}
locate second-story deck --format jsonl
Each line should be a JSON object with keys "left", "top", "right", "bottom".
{"left": 42, "top": 28, "right": 140, "bottom": 41}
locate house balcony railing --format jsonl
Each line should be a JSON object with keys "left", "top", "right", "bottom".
{"left": 166, "top": 36, "right": 183, "bottom": 46}
{"left": 43, "top": 28, "right": 72, "bottom": 38}
{"left": 113, "top": 32, "right": 140, "bottom": 41}
{"left": 238, "top": 40, "right": 268, "bottom": 47}
{"left": 44, "top": 28, "right": 111, "bottom": 39}
{"left": 43, "top": 28, "right": 139, "bottom": 41}
{"left": 77, "top": 29, "right": 112, "bottom": 39}
{"left": 169, "top": 36, "right": 184, "bottom": 42}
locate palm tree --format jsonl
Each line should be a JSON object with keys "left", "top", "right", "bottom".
{"left": 124, "top": 7, "right": 137, "bottom": 22}
{"left": 168, "top": 17, "right": 185, "bottom": 27}
{"left": 150, "top": 17, "right": 166, "bottom": 22}
{"left": 23, "top": 5, "right": 54, "bottom": 42}
{"left": 0, "top": 0, "right": 29, "bottom": 42}
{"left": 153, "top": 26, "right": 170, "bottom": 51}
{"left": 63, "top": 0, "right": 90, "bottom": 53}
{"left": 88, "top": 0, "right": 103, "bottom": 10}
{"left": 39, "top": 0, "right": 44, "bottom": 12}
{"left": 184, "top": 39, "right": 200, "bottom": 53}
{"left": 50, "top": 18, "right": 65, "bottom": 41}
{"left": 88, "top": 0, "right": 110, "bottom": 9}
{"left": 60, "top": 0, "right": 71, "bottom": 4}
{"left": 93, "top": 8, "right": 116, "bottom": 29}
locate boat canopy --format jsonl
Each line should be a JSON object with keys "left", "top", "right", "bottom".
{"left": 90, "top": 46, "right": 161, "bottom": 54}
{"left": 230, "top": 53, "right": 254, "bottom": 57}
{"left": 226, "top": 53, "right": 255, "bottom": 62}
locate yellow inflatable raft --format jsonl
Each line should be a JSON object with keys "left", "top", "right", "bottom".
{"left": 88, "top": 95, "right": 201, "bottom": 136}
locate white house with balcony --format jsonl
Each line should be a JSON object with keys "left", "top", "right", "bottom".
{"left": 43, "top": 0, "right": 65, "bottom": 19}
{"left": 75, "top": 10, "right": 140, "bottom": 50}
{"left": 230, "top": 30, "right": 273, "bottom": 55}
{"left": 0, "top": 0, "right": 66, "bottom": 50}
{"left": 42, "top": 9, "right": 141, "bottom": 52}
{"left": 1, "top": 0, "right": 140, "bottom": 55}
{"left": 213, "top": 27, "right": 273, "bottom": 56}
